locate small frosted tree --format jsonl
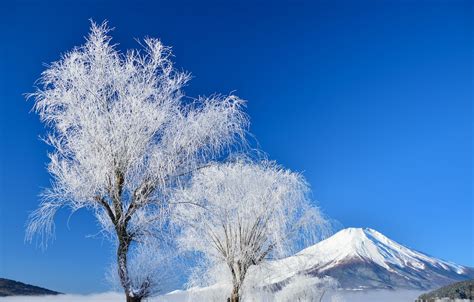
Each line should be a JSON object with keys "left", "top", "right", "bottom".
{"left": 274, "top": 275, "right": 339, "bottom": 302}
{"left": 172, "top": 159, "right": 328, "bottom": 302}
{"left": 26, "top": 22, "right": 247, "bottom": 302}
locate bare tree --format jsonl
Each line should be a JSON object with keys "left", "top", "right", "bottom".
{"left": 26, "top": 21, "right": 247, "bottom": 302}
{"left": 172, "top": 159, "right": 328, "bottom": 302}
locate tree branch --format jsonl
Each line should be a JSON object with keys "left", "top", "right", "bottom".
{"left": 95, "top": 195, "right": 116, "bottom": 224}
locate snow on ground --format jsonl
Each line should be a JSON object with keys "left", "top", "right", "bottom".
{"left": 0, "top": 289, "right": 425, "bottom": 302}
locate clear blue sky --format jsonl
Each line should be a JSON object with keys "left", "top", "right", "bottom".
{"left": 0, "top": 0, "right": 472, "bottom": 295}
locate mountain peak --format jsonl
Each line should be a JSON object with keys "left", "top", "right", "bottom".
{"left": 267, "top": 227, "right": 474, "bottom": 290}
{"left": 301, "top": 227, "right": 466, "bottom": 273}
{"left": 330, "top": 227, "right": 380, "bottom": 241}
{"left": 332, "top": 227, "right": 385, "bottom": 240}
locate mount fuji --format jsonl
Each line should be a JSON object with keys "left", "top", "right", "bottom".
{"left": 264, "top": 227, "right": 474, "bottom": 290}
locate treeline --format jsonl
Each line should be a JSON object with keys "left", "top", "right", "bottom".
{"left": 416, "top": 279, "right": 474, "bottom": 302}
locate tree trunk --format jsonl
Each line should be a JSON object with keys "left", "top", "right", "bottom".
{"left": 117, "top": 231, "right": 147, "bottom": 302}
{"left": 117, "top": 226, "right": 135, "bottom": 302}
{"left": 228, "top": 286, "right": 239, "bottom": 302}
{"left": 126, "top": 294, "right": 142, "bottom": 302}
{"left": 318, "top": 289, "right": 326, "bottom": 302}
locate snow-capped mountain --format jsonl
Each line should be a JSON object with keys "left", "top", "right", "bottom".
{"left": 264, "top": 228, "right": 474, "bottom": 290}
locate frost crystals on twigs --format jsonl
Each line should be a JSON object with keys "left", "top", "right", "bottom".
{"left": 26, "top": 20, "right": 247, "bottom": 302}
{"left": 172, "top": 158, "right": 330, "bottom": 302}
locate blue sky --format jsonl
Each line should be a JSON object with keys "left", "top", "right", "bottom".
{"left": 0, "top": 0, "right": 472, "bottom": 294}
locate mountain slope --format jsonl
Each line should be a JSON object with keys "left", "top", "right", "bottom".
{"left": 265, "top": 228, "right": 474, "bottom": 290}
{"left": 416, "top": 279, "right": 474, "bottom": 301}
{"left": 0, "top": 278, "right": 61, "bottom": 297}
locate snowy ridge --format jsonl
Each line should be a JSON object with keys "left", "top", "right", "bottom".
{"left": 261, "top": 228, "right": 473, "bottom": 289}
{"left": 296, "top": 228, "right": 465, "bottom": 273}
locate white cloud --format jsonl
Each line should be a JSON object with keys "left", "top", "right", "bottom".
{"left": 329, "top": 289, "right": 424, "bottom": 302}
{"left": 0, "top": 292, "right": 123, "bottom": 302}
{"left": 0, "top": 289, "right": 426, "bottom": 302}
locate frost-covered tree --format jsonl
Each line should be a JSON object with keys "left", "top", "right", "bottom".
{"left": 172, "top": 159, "right": 328, "bottom": 302}
{"left": 274, "top": 275, "right": 339, "bottom": 302}
{"left": 26, "top": 22, "right": 247, "bottom": 302}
